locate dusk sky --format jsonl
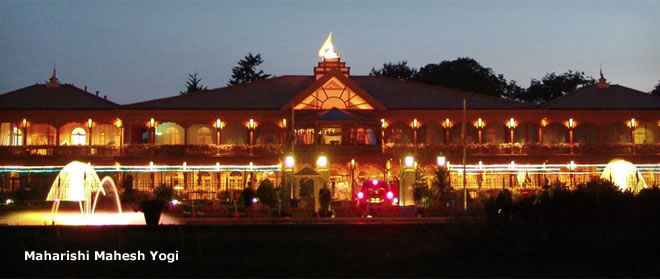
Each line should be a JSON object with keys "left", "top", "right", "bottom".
{"left": 1, "top": 0, "right": 658, "bottom": 104}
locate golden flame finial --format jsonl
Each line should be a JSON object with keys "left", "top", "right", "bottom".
{"left": 318, "top": 32, "right": 340, "bottom": 59}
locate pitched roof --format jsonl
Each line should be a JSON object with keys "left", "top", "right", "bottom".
{"left": 351, "top": 76, "right": 536, "bottom": 109}
{"left": 126, "top": 75, "right": 534, "bottom": 110}
{"left": 0, "top": 84, "right": 119, "bottom": 110}
{"left": 295, "top": 166, "right": 321, "bottom": 176}
{"left": 542, "top": 84, "right": 660, "bottom": 109}
{"left": 126, "top": 76, "right": 315, "bottom": 109}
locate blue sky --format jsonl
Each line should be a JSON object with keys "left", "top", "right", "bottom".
{"left": 1, "top": 0, "right": 658, "bottom": 104}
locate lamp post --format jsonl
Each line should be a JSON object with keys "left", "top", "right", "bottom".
{"left": 87, "top": 119, "right": 93, "bottom": 146}
{"left": 506, "top": 118, "right": 517, "bottom": 154}
{"left": 285, "top": 155, "right": 295, "bottom": 199}
{"left": 475, "top": 118, "right": 484, "bottom": 154}
{"left": 412, "top": 119, "right": 419, "bottom": 153}
{"left": 567, "top": 118, "right": 575, "bottom": 155}
{"left": 569, "top": 160, "right": 576, "bottom": 188}
{"left": 248, "top": 119, "right": 256, "bottom": 146}
{"left": 148, "top": 118, "right": 156, "bottom": 144}
{"left": 628, "top": 118, "right": 637, "bottom": 154}
{"left": 380, "top": 119, "right": 387, "bottom": 153}
{"left": 280, "top": 118, "right": 287, "bottom": 146}
{"left": 349, "top": 159, "right": 357, "bottom": 200}
{"left": 443, "top": 118, "right": 452, "bottom": 145}
{"left": 402, "top": 155, "right": 415, "bottom": 205}
{"left": 20, "top": 118, "right": 28, "bottom": 146}
{"left": 115, "top": 118, "right": 123, "bottom": 151}
{"left": 215, "top": 118, "right": 222, "bottom": 146}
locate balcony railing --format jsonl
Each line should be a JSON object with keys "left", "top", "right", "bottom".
{"left": 0, "top": 143, "right": 658, "bottom": 158}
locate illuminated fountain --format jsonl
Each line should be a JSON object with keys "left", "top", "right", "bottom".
{"left": 47, "top": 161, "right": 122, "bottom": 216}
{"left": 600, "top": 159, "right": 647, "bottom": 192}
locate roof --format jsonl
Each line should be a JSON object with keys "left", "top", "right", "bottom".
{"left": 126, "top": 76, "right": 315, "bottom": 109}
{"left": 126, "top": 75, "right": 535, "bottom": 110}
{"left": 542, "top": 84, "right": 660, "bottom": 109}
{"left": 0, "top": 84, "right": 119, "bottom": 110}
{"left": 351, "top": 76, "right": 536, "bottom": 109}
{"left": 294, "top": 167, "right": 321, "bottom": 176}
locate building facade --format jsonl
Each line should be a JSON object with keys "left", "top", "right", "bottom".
{"left": 1, "top": 37, "right": 659, "bottom": 205}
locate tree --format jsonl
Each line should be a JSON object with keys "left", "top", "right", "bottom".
{"left": 179, "top": 73, "right": 207, "bottom": 95}
{"left": 515, "top": 70, "right": 595, "bottom": 104}
{"left": 369, "top": 61, "right": 418, "bottom": 80}
{"left": 228, "top": 52, "right": 271, "bottom": 85}
{"left": 413, "top": 57, "right": 522, "bottom": 98}
{"left": 650, "top": 80, "right": 660, "bottom": 96}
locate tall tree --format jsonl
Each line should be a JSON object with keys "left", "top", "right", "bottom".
{"left": 515, "top": 71, "right": 595, "bottom": 104}
{"left": 413, "top": 57, "right": 521, "bottom": 98}
{"left": 369, "top": 61, "right": 418, "bottom": 80}
{"left": 650, "top": 80, "right": 660, "bottom": 96}
{"left": 228, "top": 52, "right": 271, "bottom": 85}
{"left": 179, "top": 72, "right": 207, "bottom": 95}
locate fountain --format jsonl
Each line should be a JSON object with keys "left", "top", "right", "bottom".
{"left": 600, "top": 159, "right": 648, "bottom": 192}
{"left": 45, "top": 161, "right": 123, "bottom": 224}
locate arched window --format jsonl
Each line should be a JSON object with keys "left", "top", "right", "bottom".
{"left": 71, "top": 128, "right": 87, "bottom": 146}
{"left": 12, "top": 127, "right": 23, "bottom": 146}
{"left": 196, "top": 127, "right": 212, "bottom": 145}
{"left": 156, "top": 122, "right": 184, "bottom": 145}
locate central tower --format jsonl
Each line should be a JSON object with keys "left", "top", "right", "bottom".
{"left": 314, "top": 32, "right": 350, "bottom": 79}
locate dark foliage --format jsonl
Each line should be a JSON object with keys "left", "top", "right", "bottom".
{"left": 414, "top": 57, "right": 522, "bottom": 98}
{"left": 483, "top": 178, "right": 658, "bottom": 226}
{"left": 318, "top": 187, "right": 332, "bottom": 217}
{"left": 240, "top": 187, "right": 255, "bottom": 208}
{"left": 228, "top": 53, "right": 271, "bottom": 85}
{"left": 512, "top": 70, "right": 596, "bottom": 104}
{"left": 299, "top": 178, "right": 314, "bottom": 197}
{"left": 369, "top": 61, "right": 418, "bottom": 80}
{"left": 256, "top": 179, "right": 277, "bottom": 208}
{"left": 651, "top": 80, "right": 660, "bottom": 96}
{"left": 179, "top": 72, "right": 207, "bottom": 95}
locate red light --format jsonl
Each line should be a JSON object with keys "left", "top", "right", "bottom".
{"left": 372, "top": 179, "right": 378, "bottom": 186}
{"left": 357, "top": 192, "right": 364, "bottom": 199}
{"left": 386, "top": 191, "right": 394, "bottom": 199}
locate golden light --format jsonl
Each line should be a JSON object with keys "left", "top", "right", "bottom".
{"left": 21, "top": 118, "right": 28, "bottom": 128}
{"left": 381, "top": 119, "right": 387, "bottom": 129}
{"left": 318, "top": 32, "right": 340, "bottom": 59}
{"left": 281, "top": 118, "right": 287, "bottom": 128}
{"left": 443, "top": 118, "right": 452, "bottom": 128}
{"left": 215, "top": 162, "right": 220, "bottom": 171}
{"left": 114, "top": 118, "right": 123, "bottom": 128}
{"left": 437, "top": 156, "right": 446, "bottom": 167}
{"left": 386, "top": 160, "right": 391, "bottom": 170}
{"left": 600, "top": 159, "right": 648, "bottom": 192}
{"left": 475, "top": 118, "right": 484, "bottom": 128}
{"left": 316, "top": 155, "right": 328, "bottom": 169}
{"left": 284, "top": 155, "right": 295, "bottom": 169}
{"left": 248, "top": 119, "right": 256, "bottom": 129}
{"left": 412, "top": 119, "right": 419, "bottom": 129}
{"left": 628, "top": 118, "right": 637, "bottom": 128}
{"left": 149, "top": 118, "right": 155, "bottom": 128}
{"left": 350, "top": 158, "right": 356, "bottom": 169}
{"left": 540, "top": 118, "right": 548, "bottom": 127}
{"left": 87, "top": 119, "right": 93, "bottom": 128}
{"left": 567, "top": 118, "right": 575, "bottom": 129}
{"left": 509, "top": 161, "right": 516, "bottom": 170}
{"left": 215, "top": 118, "right": 222, "bottom": 129}
{"left": 478, "top": 161, "right": 483, "bottom": 170}
{"left": 182, "top": 162, "right": 187, "bottom": 171}
{"left": 507, "top": 118, "right": 517, "bottom": 129}
{"left": 149, "top": 161, "right": 154, "bottom": 171}
{"left": 404, "top": 155, "right": 415, "bottom": 168}
{"left": 569, "top": 160, "right": 576, "bottom": 171}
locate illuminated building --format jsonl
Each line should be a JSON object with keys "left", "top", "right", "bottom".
{"left": 1, "top": 35, "right": 660, "bottom": 203}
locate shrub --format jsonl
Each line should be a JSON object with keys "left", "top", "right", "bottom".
{"left": 256, "top": 179, "right": 277, "bottom": 208}
{"left": 319, "top": 187, "right": 332, "bottom": 217}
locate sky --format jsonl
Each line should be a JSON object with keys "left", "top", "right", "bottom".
{"left": 1, "top": 0, "right": 658, "bottom": 104}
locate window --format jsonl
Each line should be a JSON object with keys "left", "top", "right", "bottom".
{"left": 321, "top": 127, "right": 342, "bottom": 145}
{"left": 71, "top": 128, "right": 87, "bottom": 146}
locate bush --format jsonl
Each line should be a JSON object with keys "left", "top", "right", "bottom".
{"left": 240, "top": 188, "right": 255, "bottom": 208}
{"left": 319, "top": 187, "right": 332, "bottom": 217}
{"left": 256, "top": 179, "right": 277, "bottom": 208}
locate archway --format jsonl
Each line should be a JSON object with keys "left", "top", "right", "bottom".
{"left": 222, "top": 121, "right": 248, "bottom": 145}
{"left": 604, "top": 123, "right": 630, "bottom": 144}
{"left": 633, "top": 121, "right": 660, "bottom": 144}
{"left": 71, "top": 127, "right": 87, "bottom": 146}
{"left": 187, "top": 124, "right": 213, "bottom": 145}
{"left": 156, "top": 122, "right": 184, "bottom": 145}
{"left": 255, "top": 122, "right": 281, "bottom": 145}
{"left": 386, "top": 123, "right": 413, "bottom": 144}
{"left": 449, "top": 123, "right": 478, "bottom": 144}
{"left": 420, "top": 122, "right": 443, "bottom": 145}
{"left": 543, "top": 123, "right": 568, "bottom": 144}
{"left": 574, "top": 122, "right": 599, "bottom": 144}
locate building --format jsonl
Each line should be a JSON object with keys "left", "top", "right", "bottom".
{"left": 1, "top": 35, "right": 659, "bottom": 206}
